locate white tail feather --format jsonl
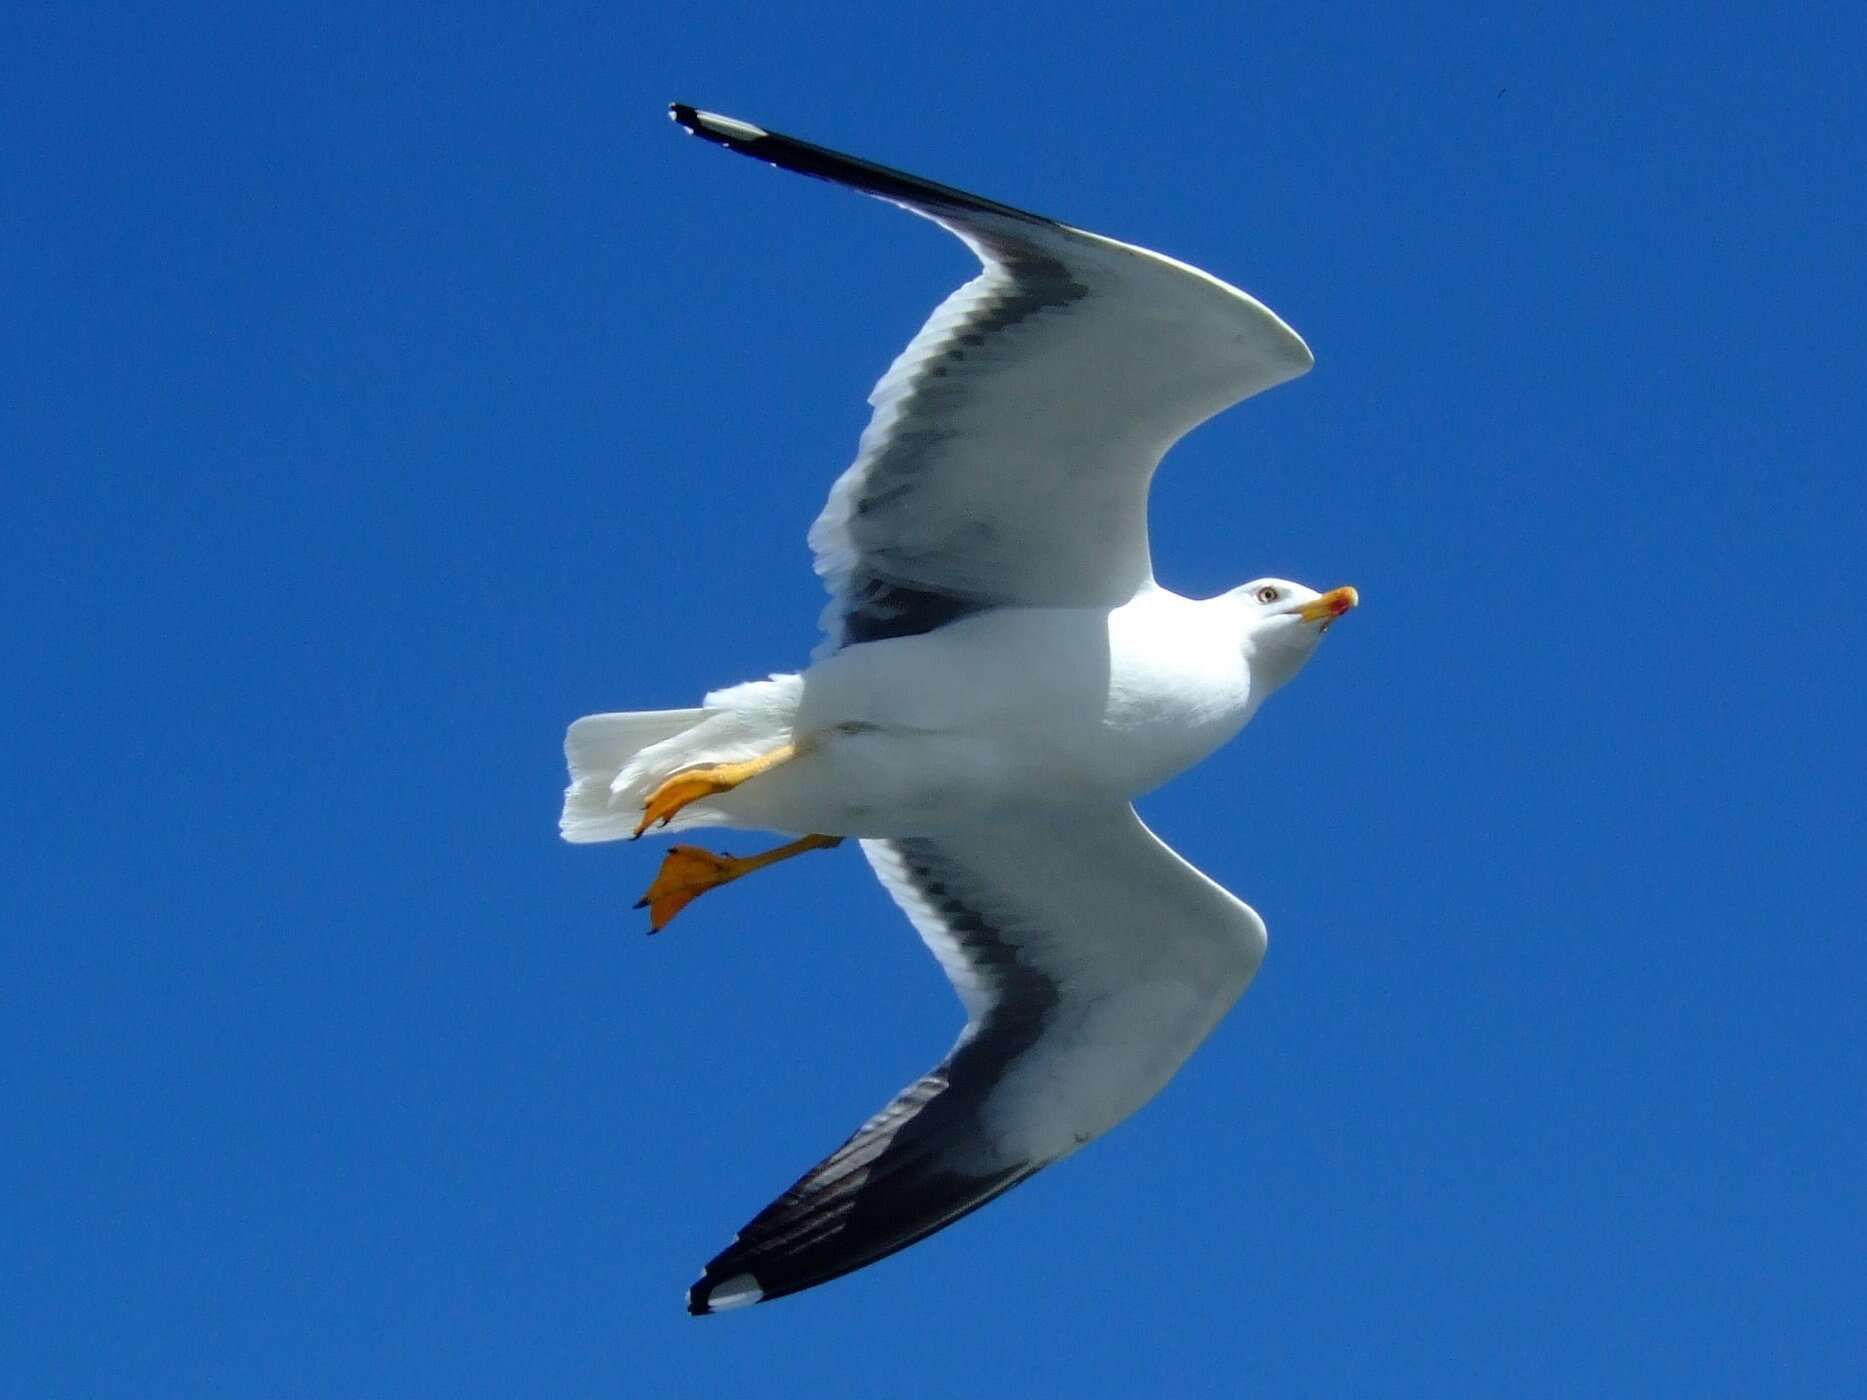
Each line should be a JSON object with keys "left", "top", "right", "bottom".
{"left": 560, "top": 676, "right": 804, "bottom": 843}
{"left": 560, "top": 708, "right": 707, "bottom": 844}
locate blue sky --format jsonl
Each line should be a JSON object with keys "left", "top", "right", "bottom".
{"left": 7, "top": 3, "right": 1864, "bottom": 1395}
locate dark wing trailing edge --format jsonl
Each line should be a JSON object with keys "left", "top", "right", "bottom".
{"left": 685, "top": 1049, "right": 1045, "bottom": 1315}
{"left": 686, "top": 809, "right": 1269, "bottom": 1314}
{"left": 668, "top": 104, "right": 1315, "bottom": 657}
{"left": 685, "top": 835, "right": 1057, "bottom": 1315}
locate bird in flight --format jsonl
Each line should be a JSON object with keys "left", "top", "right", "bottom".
{"left": 561, "top": 104, "right": 1356, "bottom": 1314}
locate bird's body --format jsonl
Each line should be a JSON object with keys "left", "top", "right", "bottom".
{"left": 569, "top": 586, "right": 1269, "bottom": 842}
{"left": 560, "top": 105, "right": 1356, "bottom": 1313}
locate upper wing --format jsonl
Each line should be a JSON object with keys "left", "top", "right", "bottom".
{"left": 669, "top": 105, "right": 1314, "bottom": 652}
{"left": 685, "top": 805, "right": 1267, "bottom": 1314}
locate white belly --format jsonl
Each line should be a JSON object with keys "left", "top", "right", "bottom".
{"left": 713, "top": 590, "right": 1254, "bottom": 838}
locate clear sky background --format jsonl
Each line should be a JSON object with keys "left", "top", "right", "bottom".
{"left": 8, "top": 4, "right": 1864, "bottom": 1396}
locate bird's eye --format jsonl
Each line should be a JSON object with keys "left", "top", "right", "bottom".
{"left": 1256, "top": 586, "right": 1281, "bottom": 604}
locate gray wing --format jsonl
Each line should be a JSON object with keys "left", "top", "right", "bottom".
{"left": 686, "top": 806, "right": 1268, "bottom": 1313}
{"left": 669, "top": 105, "right": 1314, "bottom": 654}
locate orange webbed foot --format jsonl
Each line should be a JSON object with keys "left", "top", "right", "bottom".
{"left": 632, "top": 833, "right": 844, "bottom": 933}
{"left": 631, "top": 742, "right": 800, "bottom": 838}
{"left": 635, "top": 845, "right": 748, "bottom": 932}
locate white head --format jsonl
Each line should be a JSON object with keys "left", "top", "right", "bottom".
{"left": 1228, "top": 576, "right": 1360, "bottom": 693}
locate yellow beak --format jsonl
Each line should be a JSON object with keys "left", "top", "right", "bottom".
{"left": 1297, "top": 585, "right": 1360, "bottom": 624}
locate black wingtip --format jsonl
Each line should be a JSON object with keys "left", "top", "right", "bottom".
{"left": 662, "top": 102, "right": 1056, "bottom": 230}
{"left": 666, "top": 103, "right": 772, "bottom": 157}
{"left": 686, "top": 1266, "right": 765, "bottom": 1316}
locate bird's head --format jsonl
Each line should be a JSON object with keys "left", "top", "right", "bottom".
{"left": 1230, "top": 577, "right": 1359, "bottom": 690}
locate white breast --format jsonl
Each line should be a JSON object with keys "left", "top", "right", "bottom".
{"left": 1097, "top": 587, "right": 1255, "bottom": 794}
{"left": 791, "top": 587, "right": 1253, "bottom": 822}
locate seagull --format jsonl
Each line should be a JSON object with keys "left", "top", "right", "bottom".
{"left": 561, "top": 104, "right": 1356, "bottom": 1315}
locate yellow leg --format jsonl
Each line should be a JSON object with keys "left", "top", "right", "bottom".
{"left": 634, "top": 834, "right": 843, "bottom": 932}
{"left": 632, "top": 742, "right": 798, "bottom": 838}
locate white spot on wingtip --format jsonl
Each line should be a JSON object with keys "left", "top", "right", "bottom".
{"left": 703, "top": 1273, "right": 764, "bottom": 1311}
{"left": 694, "top": 111, "right": 767, "bottom": 142}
